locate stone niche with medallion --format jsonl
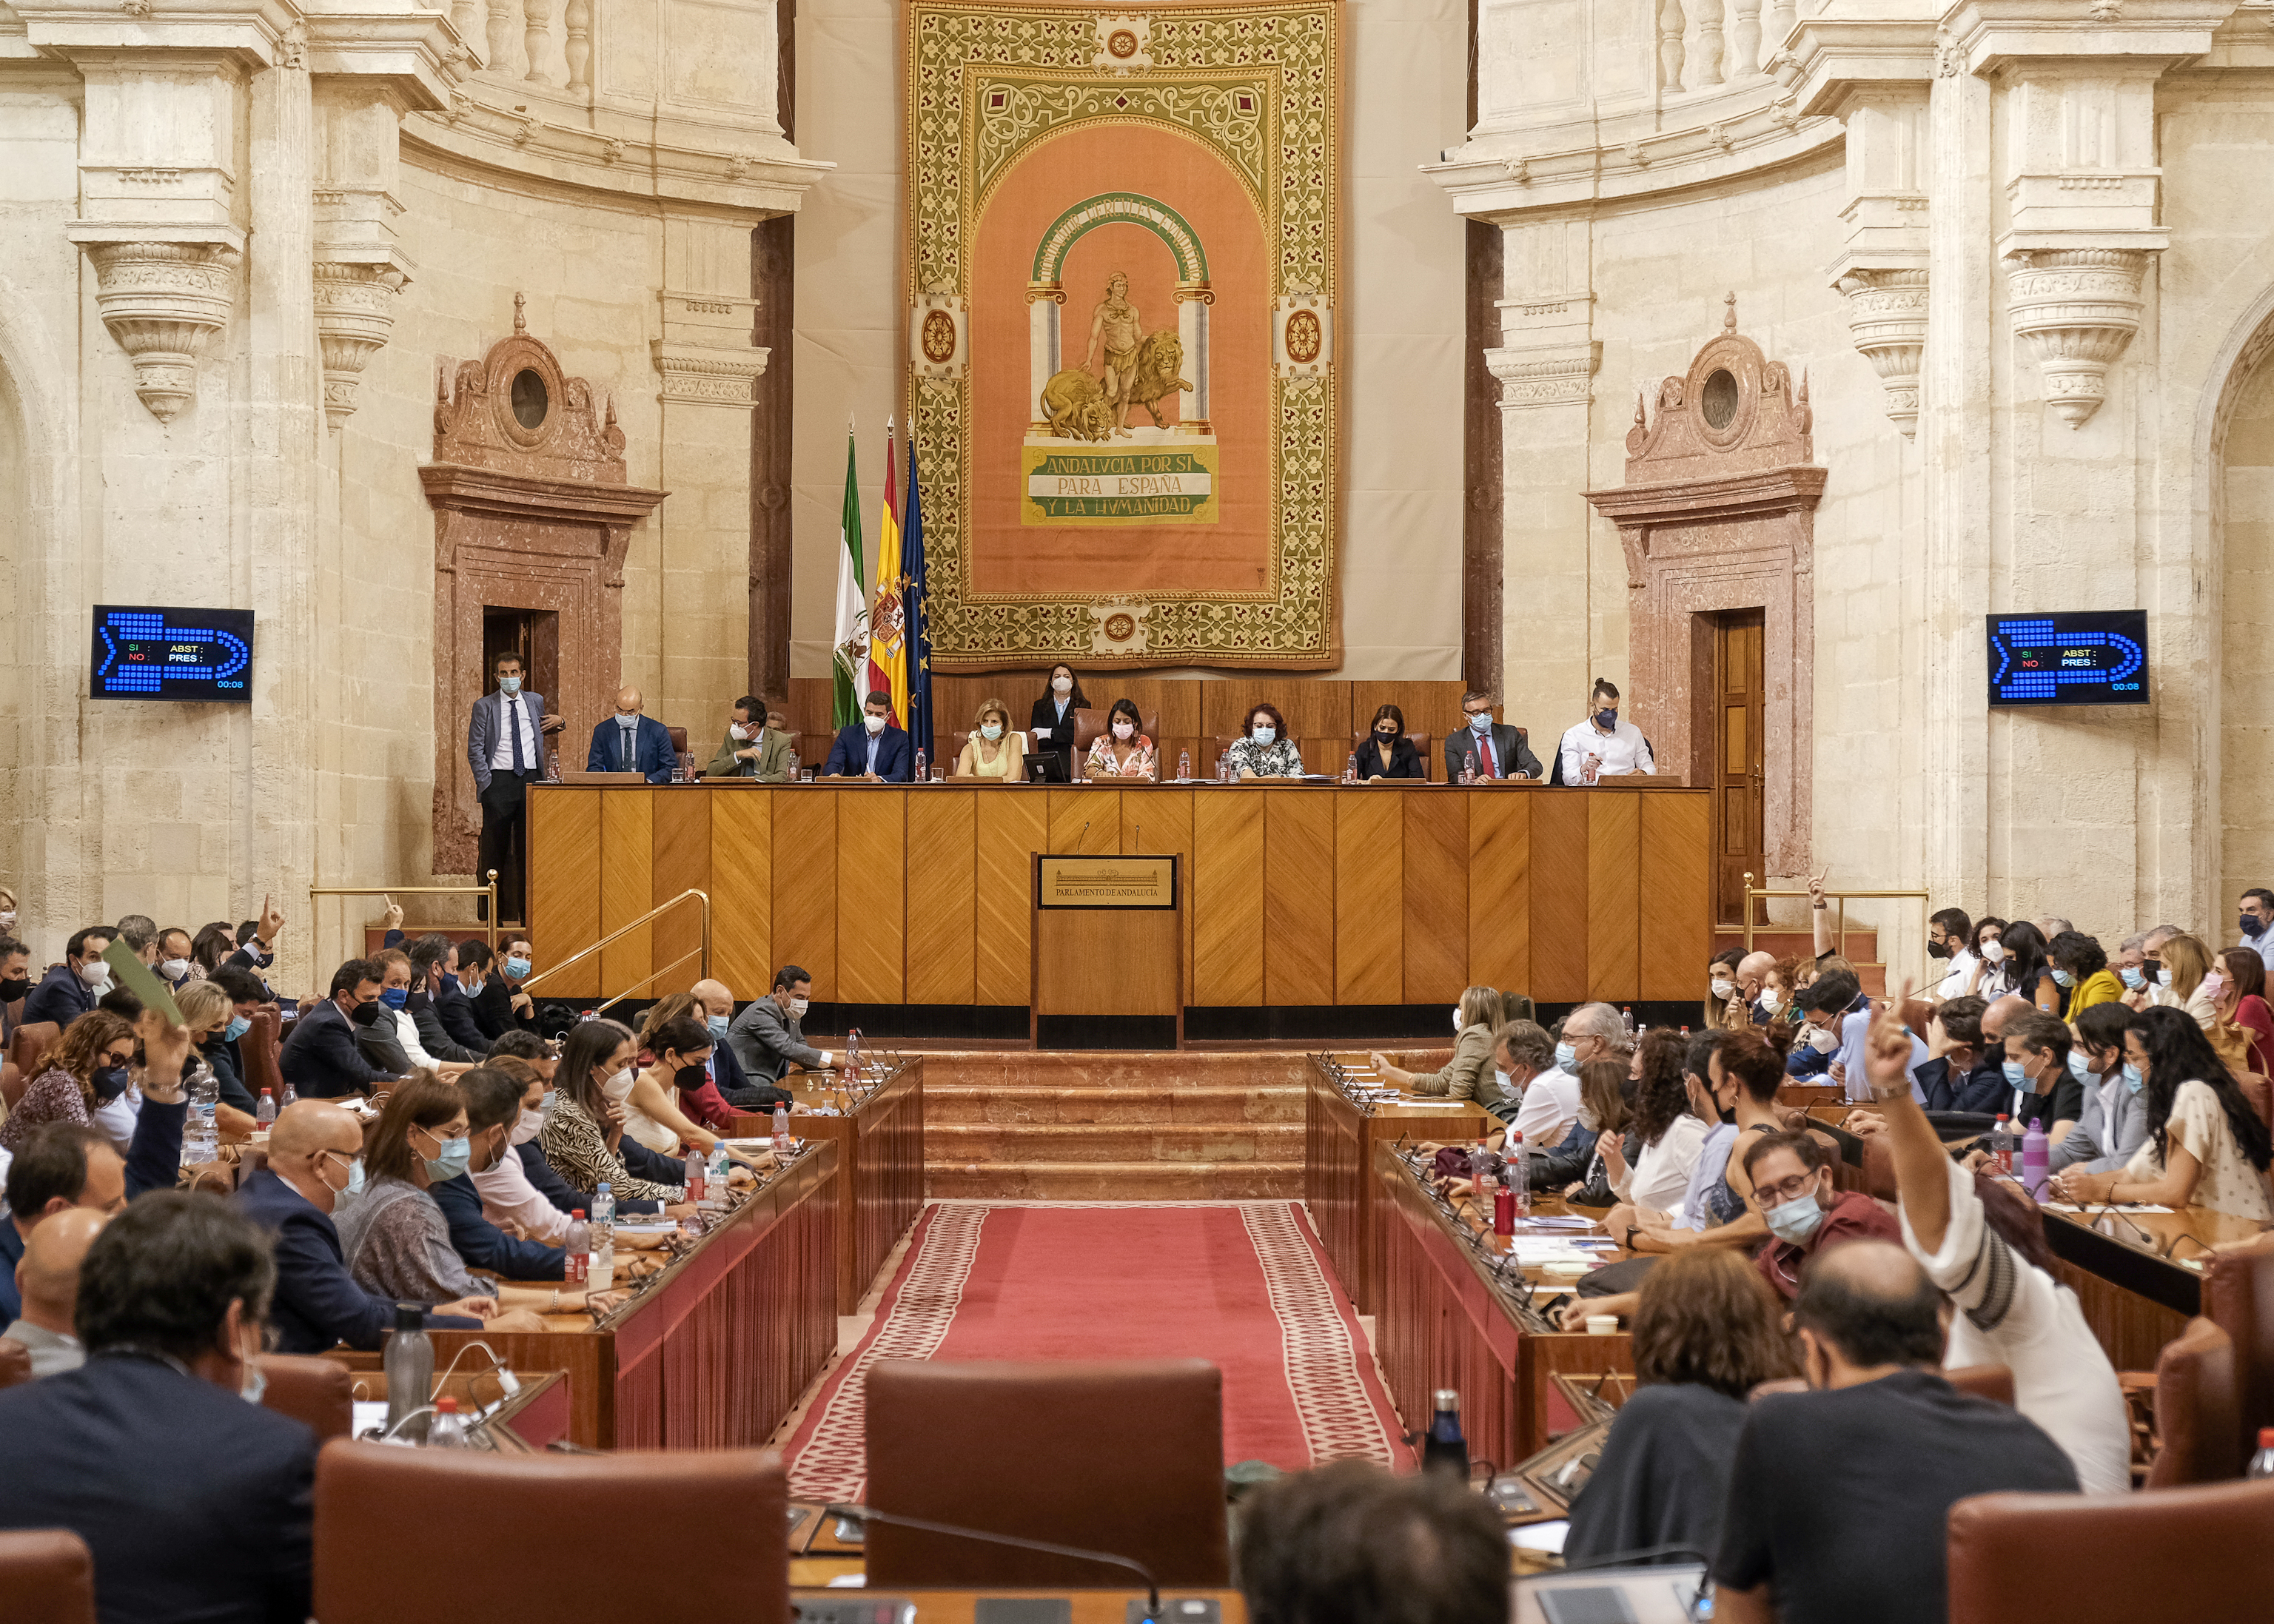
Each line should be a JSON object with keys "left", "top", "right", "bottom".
{"left": 423, "top": 295, "right": 668, "bottom": 875}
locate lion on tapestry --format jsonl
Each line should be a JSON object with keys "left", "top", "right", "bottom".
{"left": 1041, "top": 330, "right": 1193, "bottom": 441}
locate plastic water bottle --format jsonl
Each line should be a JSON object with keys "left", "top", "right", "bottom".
{"left": 787, "top": 742, "right": 800, "bottom": 780}
{"left": 772, "top": 1103, "right": 791, "bottom": 1152}
{"left": 1177, "top": 748, "right": 1190, "bottom": 782}
{"left": 708, "top": 1144, "right": 732, "bottom": 1212}
{"left": 427, "top": 1396, "right": 468, "bottom": 1449}
{"left": 1509, "top": 1133, "right": 1532, "bottom": 1219}
{"left": 589, "top": 1184, "right": 615, "bottom": 1293}
{"left": 2022, "top": 1118, "right": 2050, "bottom": 1198}
{"left": 564, "top": 1210, "right": 589, "bottom": 1285}
{"left": 383, "top": 1302, "right": 434, "bottom": 1444}
{"left": 1467, "top": 1137, "right": 1495, "bottom": 1189}
{"left": 2249, "top": 1427, "right": 2274, "bottom": 1479}
{"left": 915, "top": 746, "right": 928, "bottom": 782}
{"left": 280, "top": 1081, "right": 296, "bottom": 1111}
{"left": 684, "top": 1146, "right": 705, "bottom": 1207}
{"left": 255, "top": 1088, "right": 276, "bottom": 1127}
{"left": 1622, "top": 1006, "right": 1636, "bottom": 1037}
{"left": 1344, "top": 751, "right": 1358, "bottom": 784}
{"left": 185, "top": 1069, "right": 220, "bottom": 1165}
{"left": 1422, "top": 1389, "right": 1468, "bottom": 1480}
{"left": 1990, "top": 1115, "right": 2014, "bottom": 1175}
{"left": 1493, "top": 1184, "right": 1515, "bottom": 1235}
{"left": 847, "top": 1027, "right": 862, "bottom": 1074}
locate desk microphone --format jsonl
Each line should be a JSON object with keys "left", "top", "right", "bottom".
{"left": 2090, "top": 1200, "right": 2155, "bottom": 1246}
{"left": 1080, "top": 819, "right": 1091, "bottom": 847}
{"left": 822, "top": 1503, "right": 1164, "bottom": 1621}
{"left": 2160, "top": 1230, "right": 2212, "bottom": 1261}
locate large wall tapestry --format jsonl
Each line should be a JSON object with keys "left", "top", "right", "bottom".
{"left": 906, "top": 0, "right": 1338, "bottom": 670}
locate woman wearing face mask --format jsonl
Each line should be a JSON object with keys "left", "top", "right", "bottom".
{"left": 2047, "top": 1003, "right": 2151, "bottom": 1176}
{"left": 2051, "top": 1005, "right": 2274, "bottom": 1221}
{"left": 1366, "top": 987, "right": 1510, "bottom": 1112}
{"left": 1702, "top": 948, "right": 1745, "bottom": 1031}
{"left": 1083, "top": 698, "right": 1158, "bottom": 780}
{"left": 1983, "top": 920, "right": 2060, "bottom": 1014}
{"left": 2046, "top": 930, "right": 2122, "bottom": 1020}
{"left": 474, "top": 1053, "right": 691, "bottom": 1251}
{"left": 1027, "top": 664, "right": 1088, "bottom": 784}
{"left": 1224, "top": 702, "right": 1304, "bottom": 780}
{"left": 634, "top": 997, "right": 739, "bottom": 1134}
{"left": 2214, "top": 947, "right": 2274, "bottom": 1076}
{"left": 955, "top": 697, "right": 1027, "bottom": 781}
{"left": 0, "top": 1010, "right": 138, "bottom": 1155}
{"left": 1532, "top": 1058, "right": 1632, "bottom": 1195}
{"left": 1353, "top": 703, "right": 1425, "bottom": 780}
{"left": 176, "top": 979, "right": 258, "bottom": 1118}
{"left": 2159, "top": 932, "right": 2221, "bottom": 1031}
{"left": 335, "top": 1071, "right": 612, "bottom": 1317}
{"left": 622, "top": 1013, "right": 768, "bottom": 1169}
{"left": 1613, "top": 1029, "right": 1711, "bottom": 1213}
{"left": 541, "top": 1019, "right": 693, "bottom": 1210}
{"left": 1960, "top": 916, "right": 2008, "bottom": 998}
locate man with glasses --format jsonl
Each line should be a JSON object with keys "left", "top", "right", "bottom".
{"left": 1444, "top": 689, "right": 1541, "bottom": 782}
{"left": 1740, "top": 1131, "right": 1900, "bottom": 1301}
{"left": 235, "top": 1099, "right": 488, "bottom": 1352}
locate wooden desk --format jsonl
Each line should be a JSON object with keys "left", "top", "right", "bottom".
{"left": 1372, "top": 1141, "right": 1633, "bottom": 1459}
{"left": 730, "top": 1058, "right": 927, "bottom": 1313}
{"left": 330, "top": 1141, "right": 837, "bottom": 1449}
{"left": 2039, "top": 1201, "right": 2261, "bottom": 1370}
{"left": 524, "top": 780, "right": 1710, "bottom": 1012}
{"left": 788, "top": 1589, "right": 1247, "bottom": 1623}
{"left": 1306, "top": 1052, "right": 1490, "bottom": 1316}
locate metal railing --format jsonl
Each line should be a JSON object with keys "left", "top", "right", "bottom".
{"left": 517, "top": 888, "right": 710, "bottom": 1017}
{"left": 1742, "top": 872, "right": 1929, "bottom": 965}
{"left": 310, "top": 873, "right": 499, "bottom": 953}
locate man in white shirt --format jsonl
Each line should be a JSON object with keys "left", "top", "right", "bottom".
{"left": 1509, "top": 1002, "right": 1626, "bottom": 1147}
{"left": 1927, "top": 907, "right": 1979, "bottom": 1002}
{"left": 1557, "top": 679, "right": 1655, "bottom": 785}
{"left": 2238, "top": 888, "right": 2274, "bottom": 976}
{"left": 466, "top": 652, "right": 561, "bottom": 924}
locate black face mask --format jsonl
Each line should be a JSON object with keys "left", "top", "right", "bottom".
{"left": 0, "top": 973, "right": 27, "bottom": 1002}
{"left": 673, "top": 1059, "right": 709, "bottom": 1091}
{"left": 349, "top": 999, "right": 383, "bottom": 1027}
{"left": 1927, "top": 939, "right": 1952, "bottom": 959}
{"left": 91, "top": 1064, "right": 133, "bottom": 1104}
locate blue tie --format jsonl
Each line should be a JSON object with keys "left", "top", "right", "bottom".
{"left": 509, "top": 697, "right": 526, "bottom": 773}
{"left": 621, "top": 720, "right": 637, "bottom": 771}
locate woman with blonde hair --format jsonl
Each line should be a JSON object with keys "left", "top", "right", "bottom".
{"left": 2156, "top": 932, "right": 2219, "bottom": 1030}
{"left": 1366, "top": 986, "right": 1507, "bottom": 1108}
{"left": 954, "top": 697, "right": 1027, "bottom": 781}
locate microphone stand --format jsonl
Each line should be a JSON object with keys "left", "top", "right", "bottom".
{"left": 823, "top": 1503, "right": 1164, "bottom": 1621}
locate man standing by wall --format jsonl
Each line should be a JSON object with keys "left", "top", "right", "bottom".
{"left": 466, "top": 652, "right": 560, "bottom": 924}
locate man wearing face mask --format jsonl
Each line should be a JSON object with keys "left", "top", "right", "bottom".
{"left": 2047, "top": 1003, "right": 2150, "bottom": 1175}
{"left": 0, "top": 935, "right": 31, "bottom": 1044}
{"left": 1742, "top": 1132, "right": 1900, "bottom": 1302}
{"left": 2238, "top": 888, "right": 2274, "bottom": 976}
{"left": 469, "top": 934, "right": 543, "bottom": 1039}
{"left": 586, "top": 685, "right": 677, "bottom": 782}
{"left": 440, "top": 938, "right": 497, "bottom": 1050}
{"left": 1510, "top": 1007, "right": 1619, "bottom": 1147}
{"left": 0, "top": 1191, "right": 329, "bottom": 1624}
{"left": 1444, "top": 690, "right": 1541, "bottom": 782}
{"left": 1557, "top": 678, "right": 1654, "bottom": 785}
{"left": 691, "top": 977, "right": 785, "bottom": 1108}
{"left": 400, "top": 936, "right": 481, "bottom": 1066}
{"left": 824, "top": 689, "right": 914, "bottom": 782}
{"left": 155, "top": 927, "right": 200, "bottom": 990}
{"left": 708, "top": 694, "right": 795, "bottom": 782}
{"left": 727, "top": 963, "right": 836, "bottom": 1084}
{"left": 1925, "top": 907, "right": 1979, "bottom": 1001}
{"left": 466, "top": 651, "right": 563, "bottom": 925}
{"left": 279, "top": 958, "right": 405, "bottom": 1099}
{"left": 23, "top": 925, "right": 114, "bottom": 1028}
{"left": 1900, "top": 995, "right": 1998, "bottom": 1115}
{"left": 236, "top": 1100, "right": 487, "bottom": 1352}
{"left": 1999, "top": 1010, "right": 2084, "bottom": 1142}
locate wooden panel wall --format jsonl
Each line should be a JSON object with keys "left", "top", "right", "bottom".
{"left": 528, "top": 784, "right": 1711, "bottom": 1012}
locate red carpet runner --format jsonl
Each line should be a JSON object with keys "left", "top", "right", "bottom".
{"left": 783, "top": 1201, "right": 1408, "bottom": 1500}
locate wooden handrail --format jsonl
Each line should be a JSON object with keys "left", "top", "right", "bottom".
{"left": 310, "top": 873, "right": 498, "bottom": 952}
{"left": 517, "top": 888, "right": 710, "bottom": 1004}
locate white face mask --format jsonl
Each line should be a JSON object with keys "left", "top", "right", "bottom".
{"left": 1709, "top": 977, "right": 1735, "bottom": 999}
{"left": 511, "top": 1107, "right": 546, "bottom": 1145}
{"left": 729, "top": 722, "right": 751, "bottom": 741}
{"left": 1452, "top": 1008, "right": 1463, "bottom": 1034}
{"left": 1052, "top": 676, "right": 1073, "bottom": 694}
{"left": 0, "top": 910, "right": 15, "bottom": 932}
{"left": 1113, "top": 721, "right": 1134, "bottom": 739}
{"left": 789, "top": 996, "right": 810, "bottom": 1018}
{"left": 863, "top": 713, "right": 887, "bottom": 735}
{"left": 981, "top": 722, "right": 1003, "bottom": 741}
{"left": 78, "top": 960, "right": 110, "bottom": 989}
{"left": 161, "top": 957, "right": 191, "bottom": 980}
{"left": 601, "top": 1067, "right": 637, "bottom": 1104}
{"left": 1806, "top": 1024, "right": 1840, "bottom": 1055}
{"left": 1252, "top": 725, "right": 1275, "bottom": 745}
{"left": 1981, "top": 939, "right": 2006, "bottom": 964}
{"left": 1494, "top": 1068, "right": 1512, "bottom": 1097}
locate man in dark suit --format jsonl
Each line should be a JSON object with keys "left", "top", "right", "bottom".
{"left": 22, "top": 925, "right": 114, "bottom": 1027}
{"left": 278, "top": 959, "right": 401, "bottom": 1099}
{"left": 402, "top": 934, "right": 480, "bottom": 1063}
{"left": 692, "top": 977, "right": 791, "bottom": 1109}
{"left": 432, "top": 1069, "right": 574, "bottom": 1282}
{"left": 586, "top": 685, "right": 678, "bottom": 782}
{"left": 465, "top": 651, "right": 562, "bottom": 924}
{"left": 0, "top": 1190, "right": 318, "bottom": 1624}
{"left": 1444, "top": 690, "right": 1543, "bottom": 782}
{"left": 472, "top": 933, "right": 542, "bottom": 1039}
{"left": 236, "top": 1101, "right": 486, "bottom": 1352}
{"left": 446, "top": 940, "right": 503, "bottom": 1050}
{"left": 822, "top": 688, "right": 913, "bottom": 781}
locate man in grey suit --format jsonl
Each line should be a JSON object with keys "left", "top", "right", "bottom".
{"left": 1444, "top": 690, "right": 1543, "bottom": 782}
{"left": 725, "top": 964, "right": 836, "bottom": 1084}
{"left": 466, "top": 651, "right": 561, "bottom": 924}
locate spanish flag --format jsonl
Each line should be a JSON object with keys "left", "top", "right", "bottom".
{"left": 867, "top": 417, "right": 908, "bottom": 726}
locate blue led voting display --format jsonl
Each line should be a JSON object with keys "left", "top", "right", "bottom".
{"left": 1987, "top": 611, "right": 2148, "bottom": 708}
{"left": 91, "top": 605, "right": 254, "bottom": 702}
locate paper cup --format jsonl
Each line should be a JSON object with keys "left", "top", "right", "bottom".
{"left": 1584, "top": 1315, "right": 1619, "bottom": 1336}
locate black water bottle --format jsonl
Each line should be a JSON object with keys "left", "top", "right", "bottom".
{"left": 1422, "top": 1389, "right": 1468, "bottom": 1480}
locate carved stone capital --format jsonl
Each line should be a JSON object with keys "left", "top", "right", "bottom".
{"left": 74, "top": 238, "right": 241, "bottom": 422}
{"left": 651, "top": 340, "right": 769, "bottom": 408}
{"left": 1834, "top": 267, "right": 1929, "bottom": 437}
{"left": 2003, "top": 248, "right": 2148, "bottom": 429}
{"left": 313, "top": 260, "right": 409, "bottom": 432}
{"left": 1485, "top": 343, "right": 1602, "bottom": 409}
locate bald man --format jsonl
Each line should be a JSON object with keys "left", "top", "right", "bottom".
{"left": 586, "top": 685, "right": 676, "bottom": 782}
{"left": 1710, "top": 1241, "right": 2077, "bottom": 1624}
{"left": 691, "top": 977, "right": 789, "bottom": 1110}
{"left": 4, "top": 1207, "right": 107, "bottom": 1375}
{"left": 235, "top": 1101, "right": 490, "bottom": 1353}
{"left": 1729, "top": 950, "right": 1780, "bottom": 1026}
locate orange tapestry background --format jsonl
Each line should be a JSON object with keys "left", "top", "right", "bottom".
{"left": 969, "top": 124, "right": 1269, "bottom": 599}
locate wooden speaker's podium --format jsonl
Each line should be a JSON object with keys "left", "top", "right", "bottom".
{"left": 1030, "top": 853, "right": 1183, "bottom": 1050}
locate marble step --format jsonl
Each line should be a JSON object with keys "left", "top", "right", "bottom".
{"left": 928, "top": 1121, "right": 1303, "bottom": 1165}
{"left": 928, "top": 1158, "right": 1302, "bottom": 1201}
{"left": 924, "top": 1084, "right": 1304, "bottom": 1127}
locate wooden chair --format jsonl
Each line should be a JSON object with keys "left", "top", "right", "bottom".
{"left": 240, "top": 1007, "right": 285, "bottom": 1102}
{"left": 314, "top": 1440, "right": 787, "bottom": 1624}
{"left": 865, "top": 1358, "right": 1230, "bottom": 1588}
{"left": 0, "top": 1530, "right": 95, "bottom": 1624}
{"left": 9, "top": 1020, "right": 60, "bottom": 1082}
{"left": 257, "top": 1354, "right": 355, "bottom": 1443}
{"left": 2144, "top": 1317, "right": 2241, "bottom": 1486}
{"left": 2202, "top": 1246, "right": 2274, "bottom": 1477}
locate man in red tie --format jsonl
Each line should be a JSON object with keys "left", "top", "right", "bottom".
{"left": 1445, "top": 691, "right": 1542, "bottom": 782}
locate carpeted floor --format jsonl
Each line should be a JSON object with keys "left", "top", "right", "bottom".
{"left": 783, "top": 1200, "right": 1409, "bottom": 1501}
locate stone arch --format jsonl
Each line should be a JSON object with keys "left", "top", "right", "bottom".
{"left": 2207, "top": 287, "right": 2274, "bottom": 917}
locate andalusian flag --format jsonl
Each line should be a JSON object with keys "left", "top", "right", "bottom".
{"left": 868, "top": 417, "right": 909, "bottom": 726}
{"left": 832, "top": 421, "right": 868, "bottom": 728}
{"left": 904, "top": 431, "right": 933, "bottom": 763}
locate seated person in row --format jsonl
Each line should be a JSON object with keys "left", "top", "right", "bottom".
{"left": 587, "top": 686, "right": 677, "bottom": 782}
{"left": 402, "top": 933, "right": 482, "bottom": 1065}
{"left": 708, "top": 694, "right": 796, "bottom": 781}
{"left": 1355, "top": 704, "right": 1425, "bottom": 779}
{"left": 1446, "top": 688, "right": 1540, "bottom": 781}
{"left": 625, "top": 1011, "right": 769, "bottom": 1171}
{"left": 825, "top": 688, "right": 913, "bottom": 781}
{"left": 278, "top": 958, "right": 403, "bottom": 1099}
{"left": 1083, "top": 698, "right": 1157, "bottom": 780}
{"left": 1225, "top": 702, "right": 1305, "bottom": 779}
{"left": 955, "top": 697, "right": 1027, "bottom": 780}
{"left": 725, "top": 962, "right": 837, "bottom": 1084}
{"left": 1559, "top": 677, "right": 1655, "bottom": 784}
{"left": 540, "top": 1019, "right": 696, "bottom": 1211}
{"left": 688, "top": 978, "right": 791, "bottom": 1109}
{"left": 2047, "top": 1001, "right": 2150, "bottom": 1175}
{"left": 477, "top": 1041, "right": 671, "bottom": 1223}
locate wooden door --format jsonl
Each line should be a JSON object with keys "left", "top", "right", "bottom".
{"left": 1711, "top": 611, "right": 1767, "bottom": 926}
